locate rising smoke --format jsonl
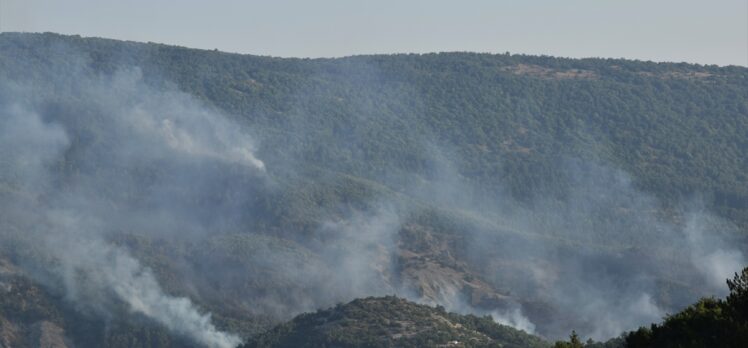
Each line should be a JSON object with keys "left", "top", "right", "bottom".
{"left": 0, "top": 55, "right": 259, "bottom": 347}
{"left": 0, "top": 39, "right": 745, "bottom": 347}
{"left": 425, "top": 158, "right": 746, "bottom": 340}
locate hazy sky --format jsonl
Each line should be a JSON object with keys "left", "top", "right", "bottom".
{"left": 2, "top": 0, "right": 746, "bottom": 66}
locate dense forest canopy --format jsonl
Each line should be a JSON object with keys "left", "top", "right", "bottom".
{"left": 0, "top": 32, "right": 746, "bottom": 347}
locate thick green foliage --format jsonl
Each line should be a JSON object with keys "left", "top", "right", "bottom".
{"left": 0, "top": 33, "right": 746, "bottom": 347}
{"left": 1, "top": 32, "right": 746, "bottom": 231}
{"left": 242, "top": 296, "right": 548, "bottom": 348}
{"left": 625, "top": 267, "right": 748, "bottom": 348}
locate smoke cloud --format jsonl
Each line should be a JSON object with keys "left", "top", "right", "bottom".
{"left": 0, "top": 40, "right": 744, "bottom": 347}
{"left": 684, "top": 212, "right": 747, "bottom": 291}
{"left": 420, "top": 158, "right": 745, "bottom": 340}
{"left": 0, "top": 55, "right": 258, "bottom": 347}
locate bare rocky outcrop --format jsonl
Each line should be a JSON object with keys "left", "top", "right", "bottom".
{"left": 398, "top": 224, "right": 513, "bottom": 309}
{"left": 28, "top": 321, "right": 69, "bottom": 348}
{"left": 500, "top": 64, "right": 598, "bottom": 79}
{"left": 0, "top": 316, "right": 21, "bottom": 348}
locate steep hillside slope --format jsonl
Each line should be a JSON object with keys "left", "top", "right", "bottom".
{"left": 0, "top": 258, "right": 191, "bottom": 347}
{"left": 2, "top": 32, "right": 746, "bottom": 227}
{"left": 0, "top": 32, "right": 746, "bottom": 346}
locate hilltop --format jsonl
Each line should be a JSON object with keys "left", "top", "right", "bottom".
{"left": 242, "top": 296, "right": 548, "bottom": 348}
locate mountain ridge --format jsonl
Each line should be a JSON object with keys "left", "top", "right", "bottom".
{"left": 0, "top": 32, "right": 746, "bottom": 347}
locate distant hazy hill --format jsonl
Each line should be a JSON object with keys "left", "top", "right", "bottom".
{"left": 0, "top": 32, "right": 746, "bottom": 347}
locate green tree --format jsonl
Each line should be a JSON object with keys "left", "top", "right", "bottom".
{"left": 626, "top": 266, "right": 748, "bottom": 348}
{"left": 554, "top": 330, "right": 584, "bottom": 348}
{"left": 726, "top": 267, "right": 748, "bottom": 320}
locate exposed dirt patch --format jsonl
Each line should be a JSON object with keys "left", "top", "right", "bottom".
{"left": 29, "top": 321, "right": 68, "bottom": 348}
{"left": 0, "top": 258, "right": 19, "bottom": 276}
{"left": 637, "top": 71, "right": 714, "bottom": 80}
{"left": 500, "top": 64, "right": 597, "bottom": 80}
{"left": 398, "top": 224, "right": 513, "bottom": 309}
{"left": 0, "top": 316, "right": 21, "bottom": 348}
{"left": 500, "top": 137, "right": 533, "bottom": 155}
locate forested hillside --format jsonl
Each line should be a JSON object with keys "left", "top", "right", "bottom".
{"left": 0, "top": 32, "right": 746, "bottom": 347}
{"left": 243, "top": 296, "right": 549, "bottom": 348}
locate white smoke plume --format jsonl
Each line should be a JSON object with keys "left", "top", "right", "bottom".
{"left": 0, "top": 57, "right": 259, "bottom": 347}
{"left": 1, "top": 37, "right": 744, "bottom": 347}
{"left": 400, "top": 152, "right": 745, "bottom": 340}
{"left": 684, "top": 212, "right": 747, "bottom": 291}
{"left": 47, "top": 217, "right": 242, "bottom": 348}
{"left": 314, "top": 206, "right": 401, "bottom": 296}
{"left": 491, "top": 308, "right": 536, "bottom": 334}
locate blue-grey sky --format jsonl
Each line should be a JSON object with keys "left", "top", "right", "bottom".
{"left": 2, "top": 0, "right": 746, "bottom": 66}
